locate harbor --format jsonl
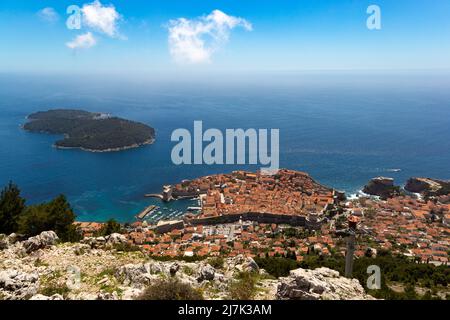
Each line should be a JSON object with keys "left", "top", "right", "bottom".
{"left": 136, "top": 205, "right": 159, "bottom": 220}
{"left": 133, "top": 196, "right": 200, "bottom": 224}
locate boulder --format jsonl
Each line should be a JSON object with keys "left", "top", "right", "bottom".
{"left": 0, "top": 269, "right": 39, "bottom": 300}
{"left": 276, "top": 267, "right": 374, "bottom": 300}
{"left": 363, "top": 177, "right": 398, "bottom": 199}
{"left": 0, "top": 233, "right": 22, "bottom": 250}
{"left": 97, "top": 291, "right": 119, "bottom": 300}
{"left": 73, "top": 243, "right": 91, "bottom": 255}
{"left": 225, "top": 255, "right": 259, "bottom": 274}
{"left": 81, "top": 236, "right": 107, "bottom": 249}
{"left": 115, "top": 263, "right": 157, "bottom": 287}
{"left": 22, "top": 231, "right": 59, "bottom": 254}
{"left": 95, "top": 237, "right": 106, "bottom": 244}
{"left": 197, "top": 264, "right": 215, "bottom": 282}
{"left": 106, "top": 233, "right": 127, "bottom": 245}
{"left": 169, "top": 262, "right": 180, "bottom": 276}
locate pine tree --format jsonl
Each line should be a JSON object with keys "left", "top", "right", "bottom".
{"left": 0, "top": 182, "right": 26, "bottom": 234}
{"left": 18, "top": 194, "right": 81, "bottom": 242}
{"left": 99, "top": 219, "right": 122, "bottom": 236}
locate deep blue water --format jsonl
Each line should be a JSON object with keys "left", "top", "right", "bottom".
{"left": 1, "top": 72, "right": 449, "bottom": 222}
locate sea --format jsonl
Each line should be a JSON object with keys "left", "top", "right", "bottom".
{"left": 1, "top": 71, "right": 449, "bottom": 222}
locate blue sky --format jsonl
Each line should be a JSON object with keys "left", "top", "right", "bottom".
{"left": 1, "top": 0, "right": 450, "bottom": 76}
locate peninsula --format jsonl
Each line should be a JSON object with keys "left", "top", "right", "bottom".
{"left": 23, "top": 109, "right": 155, "bottom": 152}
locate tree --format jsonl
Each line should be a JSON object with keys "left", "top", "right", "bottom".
{"left": 0, "top": 182, "right": 26, "bottom": 234}
{"left": 18, "top": 194, "right": 81, "bottom": 242}
{"left": 98, "top": 219, "right": 122, "bottom": 236}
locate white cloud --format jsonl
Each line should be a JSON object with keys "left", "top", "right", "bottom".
{"left": 168, "top": 10, "right": 252, "bottom": 64}
{"left": 81, "top": 0, "right": 121, "bottom": 37}
{"left": 37, "top": 7, "right": 59, "bottom": 23}
{"left": 66, "top": 32, "right": 97, "bottom": 50}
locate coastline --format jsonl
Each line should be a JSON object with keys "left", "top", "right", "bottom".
{"left": 53, "top": 138, "right": 155, "bottom": 153}
{"left": 23, "top": 126, "right": 155, "bottom": 153}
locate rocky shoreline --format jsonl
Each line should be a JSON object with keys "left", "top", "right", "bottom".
{"left": 362, "top": 176, "right": 450, "bottom": 199}
{"left": 54, "top": 138, "right": 155, "bottom": 153}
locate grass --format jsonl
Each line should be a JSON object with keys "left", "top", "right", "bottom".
{"left": 97, "top": 267, "right": 116, "bottom": 278}
{"left": 113, "top": 243, "right": 141, "bottom": 253}
{"left": 208, "top": 257, "right": 224, "bottom": 269}
{"left": 34, "top": 258, "right": 49, "bottom": 267}
{"left": 100, "top": 283, "right": 124, "bottom": 297}
{"left": 39, "top": 284, "right": 70, "bottom": 297}
{"left": 182, "top": 266, "right": 194, "bottom": 276}
{"left": 227, "top": 272, "right": 260, "bottom": 300}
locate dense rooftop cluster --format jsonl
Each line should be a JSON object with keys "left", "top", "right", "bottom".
{"left": 74, "top": 171, "right": 449, "bottom": 267}
{"left": 350, "top": 195, "right": 450, "bottom": 264}
{"left": 174, "top": 169, "right": 335, "bottom": 219}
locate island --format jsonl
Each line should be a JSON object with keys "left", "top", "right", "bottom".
{"left": 23, "top": 109, "right": 155, "bottom": 152}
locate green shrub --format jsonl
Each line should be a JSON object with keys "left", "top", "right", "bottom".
{"left": 18, "top": 195, "right": 81, "bottom": 242}
{"left": 0, "top": 182, "right": 25, "bottom": 235}
{"left": 139, "top": 278, "right": 203, "bottom": 300}
{"left": 40, "top": 284, "right": 70, "bottom": 297}
{"left": 97, "top": 219, "right": 122, "bottom": 236}
{"left": 208, "top": 257, "right": 224, "bottom": 269}
{"left": 255, "top": 257, "right": 299, "bottom": 278}
{"left": 113, "top": 242, "right": 141, "bottom": 252}
{"left": 228, "top": 272, "right": 258, "bottom": 300}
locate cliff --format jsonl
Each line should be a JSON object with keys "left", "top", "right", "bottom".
{"left": 363, "top": 177, "right": 400, "bottom": 199}
{"left": 405, "top": 177, "right": 450, "bottom": 196}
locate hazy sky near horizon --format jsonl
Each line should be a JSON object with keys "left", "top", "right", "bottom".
{"left": 1, "top": 0, "right": 450, "bottom": 76}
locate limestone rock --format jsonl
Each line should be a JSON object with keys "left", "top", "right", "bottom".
{"left": 405, "top": 177, "right": 448, "bottom": 195}
{"left": 197, "top": 264, "right": 215, "bottom": 282}
{"left": 116, "top": 263, "right": 157, "bottom": 287}
{"left": 22, "top": 231, "right": 59, "bottom": 254}
{"left": 106, "top": 233, "right": 127, "bottom": 245}
{"left": 363, "top": 177, "right": 398, "bottom": 199}
{"left": 0, "top": 269, "right": 39, "bottom": 300}
{"left": 0, "top": 233, "right": 22, "bottom": 250}
{"left": 81, "top": 236, "right": 108, "bottom": 249}
{"left": 225, "top": 255, "right": 259, "bottom": 274}
{"left": 73, "top": 243, "right": 91, "bottom": 255}
{"left": 169, "top": 262, "right": 180, "bottom": 276}
{"left": 276, "top": 267, "right": 374, "bottom": 300}
{"left": 97, "top": 291, "right": 119, "bottom": 300}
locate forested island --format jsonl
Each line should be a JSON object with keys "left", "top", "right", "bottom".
{"left": 23, "top": 109, "right": 155, "bottom": 152}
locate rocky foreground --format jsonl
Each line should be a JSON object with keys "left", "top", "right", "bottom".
{"left": 0, "top": 231, "right": 374, "bottom": 301}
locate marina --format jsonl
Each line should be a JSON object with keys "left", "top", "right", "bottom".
{"left": 136, "top": 205, "right": 159, "bottom": 220}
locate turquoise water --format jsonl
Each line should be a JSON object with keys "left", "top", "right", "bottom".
{"left": 1, "top": 72, "right": 450, "bottom": 222}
